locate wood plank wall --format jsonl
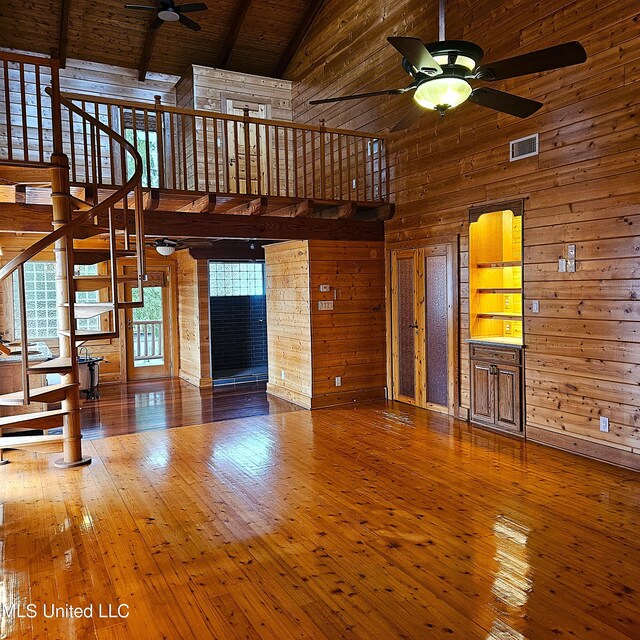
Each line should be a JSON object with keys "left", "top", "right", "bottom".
{"left": 265, "top": 240, "right": 386, "bottom": 409}
{"left": 309, "top": 240, "right": 386, "bottom": 407}
{"left": 175, "top": 249, "right": 212, "bottom": 388}
{"left": 287, "top": 0, "right": 640, "bottom": 469}
{"left": 265, "top": 241, "right": 313, "bottom": 408}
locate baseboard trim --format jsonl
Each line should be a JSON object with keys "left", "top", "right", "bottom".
{"left": 310, "top": 388, "right": 386, "bottom": 409}
{"left": 527, "top": 425, "right": 640, "bottom": 472}
{"left": 266, "top": 383, "right": 312, "bottom": 409}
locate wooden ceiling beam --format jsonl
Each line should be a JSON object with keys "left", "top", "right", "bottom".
{"left": 140, "top": 211, "right": 384, "bottom": 241}
{"left": 272, "top": 0, "right": 328, "bottom": 78}
{"left": 138, "top": 21, "right": 160, "bottom": 82}
{"left": 224, "top": 196, "right": 268, "bottom": 215}
{"left": 218, "top": 0, "right": 253, "bottom": 69}
{"left": 178, "top": 193, "right": 217, "bottom": 213}
{"left": 58, "top": 0, "right": 71, "bottom": 69}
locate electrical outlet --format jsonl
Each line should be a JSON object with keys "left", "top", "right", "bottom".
{"left": 599, "top": 416, "right": 609, "bottom": 432}
{"left": 558, "top": 258, "right": 567, "bottom": 273}
{"left": 318, "top": 300, "right": 334, "bottom": 311}
{"left": 532, "top": 300, "right": 540, "bottom": 313}
{"left": 504, "top": 323, "right": 511, "bottom": 334}
{"left": 505, "top": 296, "right": 511, "bottom": 309}
{"left": 567, "top": 244, "right": 576, "bottom": 259}
{"left": 567, "top": 258, "right": 576, "bottom": 273}
{"left": 335, "top": 376, "right": 342, "bottom": 387}
{"left": 319, "top": 284, "right": 330, "bottom": 292}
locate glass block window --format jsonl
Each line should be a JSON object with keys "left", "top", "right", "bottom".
{"left": 209, "top": 262, "right": 265, "bottom": 297}
{"left": 13, "top": 262, "right": 99, "bottom": 339}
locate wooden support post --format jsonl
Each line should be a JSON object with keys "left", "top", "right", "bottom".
{"left": 50, "top": 154, "right": 90, "bottom": 468}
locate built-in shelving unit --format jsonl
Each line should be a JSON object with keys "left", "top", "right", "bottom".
{"left": 469, "top": 208, "right": 523, "bottom": 344}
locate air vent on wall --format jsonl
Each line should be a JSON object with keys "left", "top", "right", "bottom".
{"left": 510, "top": 133, "right": 539, "bottom": 161}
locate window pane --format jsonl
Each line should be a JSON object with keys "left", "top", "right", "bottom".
{"left": 209, "top": 261, "right": 265, "bottom": 297}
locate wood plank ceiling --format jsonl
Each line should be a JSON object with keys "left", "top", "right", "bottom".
{"left": 0, "top": 0, "right": 322, "bottom": 79}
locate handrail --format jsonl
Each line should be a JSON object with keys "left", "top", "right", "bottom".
{"left": 60, "top": 91, "right": 386, "bottom": 139}
{"left": 0, "top": 88, "right": 143, "bottom": 283}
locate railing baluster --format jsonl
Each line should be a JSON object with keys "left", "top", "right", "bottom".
{"left": 255, "top": 123, "right": 262, "bottom": 196}
{"left": 35, "top": 64, "right": 44, "bottom": 163}
{"left": 233, "top": 120, "right": 240, "bottom": 194}
{"left": 17, "top": 264, "right": 30, "bottom": 406}
{"left": 154, "top": 97, "right": 165, "bottom": 189}
{"left": 3, "top": 60, "right": 13, "bottom": 160}
{"left": 319, "top": 120, "right": 326, "bottom": 201}
{"left": 223, "top": 118, "right": 230, "bottom": 193}
{"left": 243, "top": 108, "right": 251, "bottom": 195}
{"left": 284, "top": 126, "right": 290, "bottom": 197}
{"left": 202, "top": 116, "right": 210, "bottom": 193}
{"left": 213, "top": 117, "right": 220, "bottom": 192}
{"left": 68, "top": 106, "right": 77, "bottom": 183}
{"left": 81, "top": 100, "right": 89, "bottom": 184}
{"left": 302, "top": 130, "right": 307, "bottom": 199}
{"left": 191, "top": 112, "right": 198, "bottom": 191}
{"left": 275, "top": 126, "right": 280, "bottom": 197}
{"left": 118, "top": 105, "right": 126, "bottom": 185}
{"left": 310, "top": 130, "right": 316, "bottom": 199}
{"left": 292, "top": 128, "right": 298, "bottom": 198}
{"left": 170, "top": 112, "right": 177, "bottom": 190}
{"left": 338, "top": 134, "right": 344, "bottom": 200}
{"left": 181, "top": 113, "right": 188, "bottom": 190}
{"left": 144, "top": 109, "right": 152, "bottom": 189}
{"left": 94, "top": 102, "right": 103, "bottom": 186}
{"left": 265, "top": 124, "right": 271, "bottom": 196}
{"left": 107, "top": 105, "right": 115, "bottom": 186}
{"left": 329, "top": 132, "right": 335, "bottom": 200}
{"left": 19, "top": 63, "right": 28, "bottom": 162}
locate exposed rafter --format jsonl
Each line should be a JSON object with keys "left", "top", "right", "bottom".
{"left": 272, "top": 0, "right": 327, "bottom": 78}
{"left": 138, "top": 18, "right": 160, "bottom": 81}
{"left": 58, "top": 0, "right": 71, "bottom": 68}
{"left": 218, "top": 0, "right": 253, "bottom": 69}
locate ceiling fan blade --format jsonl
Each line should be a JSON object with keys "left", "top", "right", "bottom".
{"left": 387, "top": 37, "right": 442, "bottom": 75}
{"left": 390, "top": 103, "right": 423, "bottom": 132}
{"left": 178, "top": 13, "right": 201, "bottom": 30}
{"left": 177, "top": 2, "right": 207, "bottom": 12}
{"left": 150, "top": 15, "right": 164, "bottom": 29}
{"left": 468, "top": 87, "right": 542, "bottom": 118}
{"left": 310, "top": 86, "right": 413, "bottom": 106}
{"left": 476, "top": 41, "right": 587, "bottom": 81}
{"left": 125, "top": 4, "right": 157, "bottom": 9}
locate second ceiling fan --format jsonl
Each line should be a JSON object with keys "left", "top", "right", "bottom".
{"left": 125, "top": 0, "right": 208, "bottom": 31}
{"left": 310, "top": 1, "right": 587, "bottom": 131}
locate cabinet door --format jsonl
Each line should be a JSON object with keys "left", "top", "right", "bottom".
{"left": 470, "top": 360, "right": 494, "bottom": 424}
{"left": 495, "top": 364, "right": 521, "bottom": 432}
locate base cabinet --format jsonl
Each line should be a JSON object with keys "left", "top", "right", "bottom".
{"left": 470, "top": 344, "right": 523, "bottom": 436}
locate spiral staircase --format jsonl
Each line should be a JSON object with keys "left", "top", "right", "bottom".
{"left": 0, "top": 53, "right": 147, "bottom": 468}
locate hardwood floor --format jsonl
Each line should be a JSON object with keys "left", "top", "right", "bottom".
{"left": 1, "top": 402, "right": 639, "bottom": 639}
{"left": 78, "top": 379, "right": 302, "bottom": 439}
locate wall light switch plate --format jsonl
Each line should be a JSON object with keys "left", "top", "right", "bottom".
{"left": 335, "top": 376, "right": 342, "bottom": 387}
{"left": 318, "top": 300, "right": 334, "bottom": 311}
{"left": 599, "top": 416, "right": 609, "bottom": 432}
{"left": 281, "top": 370, "right": 285, "bottom": 380}
{"left": 532, "top": 300, "right": 540, "bottom": 313}
{"left": 567, "top": 259, "right": 576, "bottom": 273}
{"left": 567, "top": 244, "right": 576, "bottom": 259}
{"left": 319, "top": 284, "right": 330, "bottom": 292}
{"left": 558, "top": 258, "right": 567, "bottom": 273}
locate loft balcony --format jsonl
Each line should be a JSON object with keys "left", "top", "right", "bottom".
{"left": 0, "top": 52, "right": 391, "bottom": 231}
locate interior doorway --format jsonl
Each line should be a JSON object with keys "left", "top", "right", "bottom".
{"left": 390, "top": 240, "right": 459, "bottom": 415}
{"left": 123, "top": 263, "right": 176, "bottom": 381}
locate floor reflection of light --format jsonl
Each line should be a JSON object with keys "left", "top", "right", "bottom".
{"left": 135, "top": 391, "right": 167, "bottom": 408}
{"left": 212, "top": 432, "right": 274, "bottom": 477}
{"left": 488, "top": 515, "right": 532, "bottom": 639}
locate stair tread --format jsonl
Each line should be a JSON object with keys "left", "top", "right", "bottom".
{"left": 28, "top": 357, "right": 73, "bottom": 372}
{"left": 0, "top": 409, "right": 69, "bottom": 428}
{"left": 0, "top": 383, "right": 77, "bottom": 406}
{"left": 0, "top": 434, "right": 65, "bottom": 448}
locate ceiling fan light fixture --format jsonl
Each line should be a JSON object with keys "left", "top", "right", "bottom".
{"left": 156, "top": 245, "right": 176, "bottom": 256}
{"left": 414, "top": 77, "right": 472, "bottom": 112}
{"left": 158, "top": 9, "right": 180, "bottom": 21}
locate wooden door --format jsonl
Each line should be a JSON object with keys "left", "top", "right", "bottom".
{"left": 495, "top": 364, "right": 521, "bottom": 432}
{"left": 225, "top": 99, "right": 268, "bottom": 194}
{"left": 391, "top": 250, "right": 420, "bottom": 405}
{"left": 391, "top": 242, "right": 458, "bottom": 414}
{"left": 124, "top": 264, "right": 174, "bottom": 380}
{"left": 470, "top": 360, "right": 494, "bottom": 424}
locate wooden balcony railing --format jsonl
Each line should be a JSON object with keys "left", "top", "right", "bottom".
{"left": 132, "top": 320, "right": 163, "bottom": 361}
{"left": 0, "top": 58, "right": 388, "bottom": 205}
{"left": 59, "top": 94, "right": 388, "bottom": 203}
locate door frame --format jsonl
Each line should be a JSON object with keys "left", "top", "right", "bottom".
{"left": 388, "top": 236, "right": 459, "bottom": 416}
{"left": 119, "top": 259, "right": 178, "bottom": 381}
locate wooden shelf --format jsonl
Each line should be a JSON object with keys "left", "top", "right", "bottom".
{"left": 476, "top": 288, "right": 522, "bottom": 294}
{"left": 476, "top": 313, "right": 523, "bottom": 320}
{"left": 476, "top": 261, "right": 522, "bottom": 268}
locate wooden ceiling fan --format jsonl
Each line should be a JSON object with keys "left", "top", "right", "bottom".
{"left": 310, "top": 0, "right": 587, "bottom": 131}
{"left": 125, "top": 0, "right": 208, "bottom": 31}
